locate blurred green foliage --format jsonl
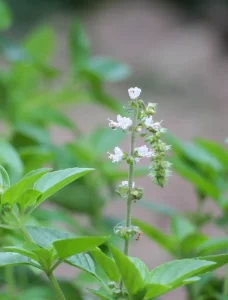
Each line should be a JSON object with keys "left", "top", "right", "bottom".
{"left": 0, "top": 1, "right": 133, "bottom": 298}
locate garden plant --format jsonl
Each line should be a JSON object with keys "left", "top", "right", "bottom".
{"left": 1, "top": 1, "right": 228, "bottom": 299}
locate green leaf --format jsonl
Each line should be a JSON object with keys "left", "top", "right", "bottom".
{"left": 53, "top": 236, "right": 109, "bottom": 259}
{"left": 145, "top": 259, "right": 216, "bottom": 298}
{"left": 16, "top": 123, "right": 50, "bottom": 145}
{"left": 23, "top": 26, "right": 55, "bottom": 62}
{"left": 196, "top": 238, "right": 228, "bottom": 256}
{"left": 129, "top": 257, "right": 149, "bottom": 281}
{"left": 3, "top": 246, "right": 38, "bottom": 261}
{"left": 85, "top": 57, "right": 131, "bottom": 82}
{"left": 182, "top": 276, "right": 201, "bottom": 284}
{"left": 0, "top": 0, "right": 12, "bottom": 31}
{"left": 132, "top": 218, "right": 175, "bottom": 255}
{"left": 0, "top": 140, "right": 23, "bottom": 183}
{"left": 171, "top": 216, "right": 196, "bottom": 241}
{"left": 172, "top": 157, "right": 220, "bottom": 200}
{"left": 33, "top": 167, "right": 94, "bottom": 204}
{"left": 110, "top": 245, "right": 146, "bottom": 300}
{"left": 0, "top": 165, "right": 10, "bottom": 193}
{"left": 66, "top": 253, "right": 96, "bottom": 275}
{"left": 2, "top": 168, "right": 51, "bottom": 205}
{"left": 69, "top": 21, "right": 89, "bottom": 70}
{"left": 18, "top": 189, "right": 42, "bottom": 208}
{"left": 89, "top": 288, "right": 114, "bottom": 300}
{"left": 180, "top": 233, "right": 208, "bottom": 256}
{"left": 26, "top": 226, "right": 72, "bottom": 248}
{"left": 0, "top": 253, "right": 32, "bottom": 267}
{"left": 91, "top": 248, "right": 120, "bottom": 282}
{"left": 194, "top": 138, "right": 228, "bottom": 166}
{"left": 138, "top": 200, "right": 178, "bottom": 217}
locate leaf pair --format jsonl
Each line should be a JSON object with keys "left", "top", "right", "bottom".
{"left": 93, "top": 245, "right": 228, "bottom": 300}
{"left": 0, "top": 166, "right": 94, "bottom": 211}
{"left": 2, "top": 226, "right": 109, "bottom": 277}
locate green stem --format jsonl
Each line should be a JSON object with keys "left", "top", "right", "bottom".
{"left": 124, "top": 102, "right": 138, "bottom": 255}
{"left": 120, "top": 102, "right": 139, "bottom": 292}
{"left": 46, "top": 272, "right": 66, "bottom": 300}
{"left": 19, "top": 225, "right": 66, "bottom": 300}
{"left": 20, "top": 226, "right": 34, "bottom": 243}
{"left": 5, "top": 266, "right": 15, "bottom": 298}
{"left": 223, "top": 265, "right": 228, "bottom": 296}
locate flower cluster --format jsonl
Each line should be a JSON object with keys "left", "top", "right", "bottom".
{"left": 107, "top": 87, "right": 171, "bottom": 187}
{"left": 114, "top": 222, "right": 141, "bottom": 240}
{"left": 107, "top": 86, "right": 171, "bottom": 244}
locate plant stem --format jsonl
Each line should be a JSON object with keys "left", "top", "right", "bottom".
{"left": 19, "top": 225, "right": 66, "bottom": 300}
{"left": 5, "top": 266, "right": 15, "bottom": 298}
{"left": 20, "top": 226, "right": 34, "bottom": 243}
{"left": 46, "top": 272, "right": 66, "bottom": 300}
{"left": 223, "top": 265, "right": 228, "bottom": 296}
{"left": 124, "top": 102, "right": 139, "bottom": 256}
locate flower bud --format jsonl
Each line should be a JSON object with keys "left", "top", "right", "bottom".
{"left": 146, "top": 103, "right": 157, "bottom": 115}
{"left": 108, "top": 281, "right": 117, "bottom": 289}
{"left": 126, "top": 155, "right": 134, "bottom": 165}
{"left": 131, "top": 187, "right": 144, "bottom": 201}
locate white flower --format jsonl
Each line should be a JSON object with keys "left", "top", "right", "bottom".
{"left": 143, "top": 116, "right": 153, "bottom": 128}
{"left": 117, "top": 115, "right": 132, "bottom": 130}
{"left": 121, "top": 181, "right": 135, "bottom": 188}
{"left": 108, "top": 115, "right": 132, "bottom": 131}
{"left": 152, "top": 121, "right": 162, "bottom": 132}
{"left": 128, "top": 87, "right": 141, "bottom": 99}
{"left": 108, "top": 118, "right": 119, "bottom": 130}
{"left": 135, "top": 145, "right": 155, "bottom": 158}
{"left": 108, "top": 147, "right": 124, "bottom": 163}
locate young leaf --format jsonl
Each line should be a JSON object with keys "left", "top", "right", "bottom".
{"left": 0, "top": 165, "right": 10, "bottom": 193}
{"left": 69, "top": 21, "right": 89, "bottom": 70}
{"left": 33, "top": 167, "right": 94, "bottom": 204}
{"left": 66, "top": 253, "right": 96, "bottom": 275}
{"left": 91, "top": 248, "right": 120, "bottom": 282}
{"left": 1, "top": 168, "right": 51, "bottom": 205}
{"left": 149, "top": 259, "right": 215, "bottom": 287}
{"left": 0, "top": 252, "right": 32, "bottom": 267}
{"left": 171, "top": 216, "right": 196, "bottom": 241}
{"left": 198, "top": 253, "right": 228, "bottom": 271}
{"left": 85, "top": 56, "right": 131, "bottom": 82}
{"left": 145, "top": 259, "right": 216, "bottom": 298}
{"left": 18, "top": 189, "right": 42, "bottom": 208}
{"left": 23, "top": 26, "right": 55, "bottom": 62}
{"left": 0, "top": 140, "right": 23, "bottom": 183}
{"left": 89, "top": 288, "right": 114, "bottom": 300}
{"left": 132, "top": 218, "right": 176, "bottom": 255}
{"left": 110, "top": 245, "right": 147, "bottom": 300}
{"left": 26, "top": 226, "right": 72, "bottom": 248}
{"left": 53, "top": 236, "right": 109, "bottom": 259}
{"left": 196, "top": 238, "right": 228, "bottom": 256}
{"left": 3, "top": 246, "right": 38, "bottom": 261}
{"left": 129, "top": 257, "right": 149, "bottom": 281}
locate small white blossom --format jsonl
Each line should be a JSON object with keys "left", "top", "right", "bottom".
{"left": 135, "top": 145, "right": 155, "bottom": 158}
{"left": 121, "top": 181, "right": 135, "bottom": 188}
{"left": 143, "top": 116, "right": 153, "bottom": 128}
{"left": 128, "top": 87, "right": 141, "bottom": 99}
{"left": 108, "top": 118, "right": 119, "bottom": 130}
{"left": 108, "top": 147, "right": 124, "bottom": 163}
{"left": 117, "top": 115, "right": 132, "bottom": 130}
{"left": 152, "top": 121, "right": 162, "bottom": 132}
{"left": 108, "top": 115, "right": 132, "bottom": 131}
